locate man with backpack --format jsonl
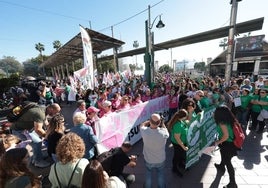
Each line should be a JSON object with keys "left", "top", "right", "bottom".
{"left": 10, "top": 101, "right": 50, "bottom": 168}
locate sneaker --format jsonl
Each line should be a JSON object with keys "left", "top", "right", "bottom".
{"left": 223, "top": 182, "right": 237, "bottom": 188}
{"left": 33, "top": 160, "right": 51, "bottom": 168}
{"left": 214, "top": 163, "right": 225, "bottom": 174}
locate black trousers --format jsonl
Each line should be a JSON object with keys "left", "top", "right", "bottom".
{"left": 251, "top": 111, "right": 260, "bottom": 130}
{"left": 219, "top": 142, "right": 237, "bottom": 183}
{"left": 172, "top": 142, "right": 186, "bottom": 170}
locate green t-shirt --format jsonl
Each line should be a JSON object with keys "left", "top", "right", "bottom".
{"left": 240, "top": 95, "right": 251, "bottom": 109}
{"left": 260, "top": 95, "right": 268, "bottom": 111}
{"left": 11, "top": 106, "right": 46, "bottom": 131}
{"left": 251, "top": 94, "right": 262, "bottom": 113}
{"left": 171, "top": 120, "right": 188, "bottom": 145}
{"left": 216, "top": 123, "right": 234, "bottom": 142}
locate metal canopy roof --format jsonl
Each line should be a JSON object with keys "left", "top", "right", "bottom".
{"left": 40, "top": 28, "right": 125, "bottom": 68}
{"left": 98, "top": 17, "right": 264, "bottom": 61}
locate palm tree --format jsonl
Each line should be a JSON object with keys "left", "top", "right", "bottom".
{"left": 53, "top": 40, "right": 62, "bottom": 51}
{"left": 35, "top": 42, "right": 45, "bottom": 56}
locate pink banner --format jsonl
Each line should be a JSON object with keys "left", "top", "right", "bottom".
{"left": 95, "top": 96, "right": 169, "bottom": 149}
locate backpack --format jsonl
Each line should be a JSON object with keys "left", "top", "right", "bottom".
{"left": 54, "top": 159, "right": 81, "bottom": 188}
{"left": 6, "top": 102, "right": 38, "bottom": 122}
{"left": 96, "top": 148, "right": 116, "bottom": 175}
{"left": 232, "top": 121, "right": 245, "bottom": 149}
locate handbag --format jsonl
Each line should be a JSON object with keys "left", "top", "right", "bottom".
{"left": 54, "top": 159, "right": 81, "bottom": 188}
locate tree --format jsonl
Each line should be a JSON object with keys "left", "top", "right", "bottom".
{"left": 158, "top": 64, "right": 173, "bottom": 73}
{"left": 53, "top": 40, "right": 62, "bottom": 51}
{"left": 97, "top": 60, "right": 115, "bottom": 74}
{"left": 23, "top": 58, "right": 40, "bottom": 77}
{"left": 194, "top": 62, "right": 206, "bottom": 72}
{"left": 129, "top": 64, "right": 136, "bottom": 73}
{"left": 35, "top": 42, "right": 45, "bottom": 56}
{"left": 0, "top": 56, "right": 23, "bottom": 75}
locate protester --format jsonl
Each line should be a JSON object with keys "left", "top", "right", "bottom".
{"left": 131, "top": 93, "right": 143, "bottom": 106}
{"left": 85, "top": 106, "right": 100, "bottom": 134}
{"left": 249, "top": 88, "right": 262, "bottom": 131}
{"left": 192, "top": 90, "right": 204, "bottom": 114}
{"left": 236, "top": 88, "right": 251, "bottom": 129}
{"left": 64, "top": 81, "right": 71, "bottom": 105}
{"left": 141, "top": 88, "right": 151, "bottom": 102}
{"left": 240, "top": 78, "right": 253, "bottom": 92}
{"left": 48, "top": 132, "right": 89, "bottom": 187}
{"left": 70, "top": 113, "right": 98, "bottom": 159}
{"left": 82, "top": 159, "right": 126, "bottom": 188}
{"left": 223, "top": 86, "right": 234, "bottom": 110}
{"left": 117, "top": 95, "right": 131, "bottom": 110}
{"left": 255, "top": 88, "right": 268, "bottom": 133}
{"left": 52, "top": 83, "right": 64, "bottom": 104}
{"left": 0, "top": 133, "right": 31, "bottom": 152}
{"left": 36, "top": 81, "right": 47, "bottom": 106}
{"left": 73, "top": 99, "right": 87, "bottom": 118}
{"left": 140, "top": 113, "right": 169, "bottom": 188}
{"left": 214, "top": 105, "right": 238, "bottom": 188}
{"left": 109, "top": 142, "right": 136, "bottom": 186}
{"left": 111, "top": 92, "right": 121, "bottom": 111}
{"left": 97, "top": 91, "right": 108, "bottom": 114}
{"left": 0, "top": 148, "right": 42, "bottom": 188}
{"left": 168, "top": 87, "right": 179, "bottom": 120}
{"left": 99, "top": 100, "right": 113, "bottom": 118}
{"left": 10, "top": 101, "right": 50, "bottom": 168}
{"left": 181, "top": 98, "right": 197, "bottom": 122}
{"left": 167, "top": 109, "right": 189, "bottom": 177}
{"left": 45, "top": 113, "right": 66, "bottom": 162}
{"left": 255, "top": 76, "right": 264, "bottom": 88}
{"left": 45, "top": 103, "right": 61, "bottom": 125}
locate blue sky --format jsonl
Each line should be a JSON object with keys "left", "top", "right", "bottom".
{"left": 0, "top": 0, "right": 267, "bottom": 68}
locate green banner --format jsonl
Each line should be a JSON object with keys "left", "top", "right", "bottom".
{"left": 186, "top": 105, "right": 217, "bottom": 168}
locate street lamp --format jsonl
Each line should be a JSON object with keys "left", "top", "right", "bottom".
{"left": 133, "top": 40, "right": 139, "bottom": 68}
{"left": 144, "top": 5, "right": 165, "bottom": 87}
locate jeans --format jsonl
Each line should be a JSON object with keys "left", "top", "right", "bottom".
{"left": 236, "top": 109, "right": 248, "bottom": 127}
{"left": 145, "top": 160, "right": 165, "bottom": 188}
{"left": 12, "top": 130, "right": 44, "bottom": 162}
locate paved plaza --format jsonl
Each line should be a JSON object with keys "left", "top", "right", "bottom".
{"left": 33, "top": 104, "right": 268, "bottom": 188}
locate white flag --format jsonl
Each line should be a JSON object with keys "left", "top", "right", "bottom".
{"left": 80, "top": 25, "right": 94, "bottom": 90}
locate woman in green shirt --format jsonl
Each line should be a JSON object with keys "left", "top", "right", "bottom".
{"left": 249, "top": 88, "right": 262, "bottom": 131}
{"left": 167, "top": 109, "right": 188, "bottom": 177}
{"left": 255, "top": 89, "right": 268, "bottom": 133}
{"left": 214, "top": 105, "right": 238, "bottom": 188}
{"left": 236, "top": 88, "right": 252, "bottom": 128}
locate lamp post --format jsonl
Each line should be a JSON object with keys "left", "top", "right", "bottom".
{"left": 225, "top": 0, "right": 242, "bottom": 86}
{"left": 144, "top": 5, "right": 165, "bottom": 87}
{"left": 133, "top": 40, "right": 139, "bottom": 68}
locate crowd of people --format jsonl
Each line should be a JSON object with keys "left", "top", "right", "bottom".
{"left": 0, "top": 72, "right": 268, "bottom": 187}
